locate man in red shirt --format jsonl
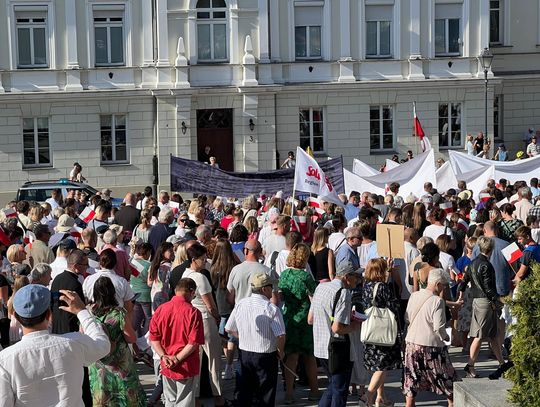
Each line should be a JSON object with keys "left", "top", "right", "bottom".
{"left": 149, "top": 278, "right": 204, "bottom": 407}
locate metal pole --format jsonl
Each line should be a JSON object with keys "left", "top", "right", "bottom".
{"left": 484, "top": 68, "right": 489, "bottom": 145}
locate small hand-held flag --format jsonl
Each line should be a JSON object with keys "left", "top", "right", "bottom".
{"left": 79, "top": 207, "right": 95, "bottom": 223}
{"left": 413, "top": 102, "right": 431, "bottom": 152}
{"left": 501, "top": 242, "right": 523, "bottom": 264}
{"left": 2, "top": 208, "right": 17, "bottom": 218}
{"left": 129, "top": 258, "right": 146, "bottom": 277}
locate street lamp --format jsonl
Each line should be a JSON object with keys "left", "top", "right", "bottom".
{"left": 479, "top": 47, "right": 494, "bottom": 145}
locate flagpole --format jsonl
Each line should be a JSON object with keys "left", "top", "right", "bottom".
{"left": 413, "top": 101, "right": 419, "bottom": 156}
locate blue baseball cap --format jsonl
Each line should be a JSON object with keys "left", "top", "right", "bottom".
{"left": 13, "top": 284, "right": 51, "bottom": 318}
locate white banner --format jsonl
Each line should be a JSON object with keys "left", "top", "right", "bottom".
{"left": 384, "top": 159, "right": 400, "bottom": 171}
{"left": 344, "top": 168, "right": 385, "bottom": 196}
{"left": 449, "top": 150, "right": 540, "bottom": 183}
{"left": 293, "top": 147, "right": 343, "bottom": 206}
{"left": 352, "top": 159, "right": 379, "bottom": 177}
{"left": 435, "top": 161, "right": 458, "bottom": 194}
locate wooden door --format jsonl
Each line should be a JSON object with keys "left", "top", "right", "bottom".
{"left": 196, "top": 109, "right": 234, "bottom": 171}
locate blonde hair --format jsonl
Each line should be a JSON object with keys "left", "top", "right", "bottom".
{"left": 243, "top": 216, "right": 259, "bottom": 234}
{"left": 172, "top": 243, "right": 188, "bottom": 268}
{"left": 286, "top": 243, "right": 311, "bottom": 269}
{"left": 311, "top": 228, "right": 329, "bottom": 252}
{"left": 187, "top": 200, "right": 199, "bottom": 215}
{"left": 29, "top": 205, "right": 44, "bottom": 222}
{"left": 364, "top": 258, "right": 388, "bottom": 282}
{"left": 6, "top": 244, "right": 25, "bottom": 263}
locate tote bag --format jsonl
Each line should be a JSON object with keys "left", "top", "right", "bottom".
{"left": 360, "top": 282, "right": 397, "bottom": 347}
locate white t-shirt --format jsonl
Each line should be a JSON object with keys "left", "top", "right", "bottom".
{"left": 227, "top": 261, "right": 272, "bottom": 304}
{"left": 83, "top": 270, "right": 136, "bottom": 306}
{"left": 182, "top": 268, "right": 213, "bottom": 319}
{"left": 328, "top": 232, "right": 346, "bottom": 252}
{"left": 422, "top": 224, "right": 453, "bottom": 241}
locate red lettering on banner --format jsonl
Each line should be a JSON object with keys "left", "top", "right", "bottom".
{"left": 306, "top": 166, "right": 321, "bottom": 181}
{"left": 325, "top": 176, "right": 333, "bottom": 192}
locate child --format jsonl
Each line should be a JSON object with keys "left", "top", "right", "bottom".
{"left": 465, "top": 134, "right": 474, "bottom": 155}
{"left": 456, "top": 237, "right": 476, "bottom": 352}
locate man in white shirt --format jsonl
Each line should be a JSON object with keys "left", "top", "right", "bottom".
{"left": 526, "top": 135, "right": 540, "bottom": 157}
{"left": 0, "top": 285, "right": 110, "bottom": 407}
{"left": 45, "top": 188, "right": 63, "bottom": 210}
{"left": 514, "top": 187, "right": 534, "bottom": 224}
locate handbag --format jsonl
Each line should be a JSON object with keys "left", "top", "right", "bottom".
{"left": 327, "top": 288, "right": 352, "bottom": 374}
{"left": 360, "top": 282, "right": 398, "bottom": 347}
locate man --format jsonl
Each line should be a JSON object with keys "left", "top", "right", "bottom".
{"left": 262, "top": 214, "right": 290, "bottom": 261}
{"left": 113, "top": 193, "right": 141, "bottom": 233}
{"left": 0, "top": 285, "right": 110, "bottom": 406}
{"left": 50, "top": 250, "right": 92, "bottom": 406}
{"left": 225, "top": 273, "right": 286, "bottom": 407}
{"left": 100, "top": 228, "right": 130, "bottom": 280}
{"left": 149, "top": 278, "right": 205, "bottom": 407}
{"left": 149, "top": 207, "right": 175, "bottom": 252}
{"left": 30, "top": 224, "right": 54, "bottom": 264}
{"left": 387, "top": 182, "right": 400, "bottom": 197}
{"left": 29, "top": 263, "right": 52, "bottom": 286}
{"left": 158, "top": 190, "right": 171, "bottom": 209}
{"left": 100, "top": 188, "right": 112, "bottom": 201}
{"left": 50, "top": 239, "right": 77, "bottom": 282}
{"left": 80, "top": 228, "right": 100, "bottom": 263}
{"left": 308, "top": 261, "right": 363, "bottom": 406}
{"left": 136, "top": 186, "right": 153, "bottom": 210}
{"left": 274, "top": 231, "right": 314, "bottom": 278}
{"left": 526, "top": 135, "right": 540, "bottom": 157}
{"left": 344, "top": 191, "right": 361, "bottom": 222}
{"left": 514, "top": 187, "right": 534, "bottom": 223}
{"left": 335, "top": 227, "right": 362, "bottom": 269}
{"left": 473, "top": 132, "right": 485, "bottom": 155}
{"left": 87, "top": 202, "right": 110, "bottom": 231}
{"left": 16, "top": 200, "right": 32, "bottom": 231}
{"left": 257, "top": 212, "right": 278, "bottom": 248}
{"left": 46, "top": 188, "right": 62, "bottom": 210}
{"left": 195, "top": 225, "right": 212, "bottom": 247}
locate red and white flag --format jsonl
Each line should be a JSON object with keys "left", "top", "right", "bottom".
{"left": 2, "top": 208, "right": 17, "bottom": 218}
{"left": 501, "top": 242, "right": 523, "bottom": 264}
{"left": 0, "top": 227, "right": 11, "bottom": 246}
{"left": 70, "top": 225, "right": 83, "bottom": 239}
{"left": 307, "top": 197, "right": 325, "bottom": 216}
{"left": 293, "top": 147, "right": 343, "bottom": 207}
{"left": 79, "top": 207, "right": 95, "bottom": 223}
{"left": 413, "top": 102, "right": 431, "bottom": 152}
{"left": 129, "top": 258, "right": 145, "bottom": 277}
{"left": 439, "top": 201, "right": 453, "bottom": 214}
{"left": 23, "top": 231, "right": 36, "bottom": 245}
{"left": 479, "top": 193, "right": 491, "bottom": 203}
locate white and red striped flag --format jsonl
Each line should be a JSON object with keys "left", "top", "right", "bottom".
{"left": 23, "top": 231, "right": 36, "bottom": 245}
{"left": 79, "top": 207, "right": 95, "bottom": 223}
{"left": 440, "top": 201, "right": 453, "bottom": 214}
{"left": 2, "top": 208, "right": 17, "bottom": 218}
{"left": 70, "top": 225, "right": 83, "bottom": 239}
{"left": 479, "top": 193, "right": 491, "bottom": 203}
{"left": 501, "top": 242, "right": 523, "bottom": 264}
{"left": 129, "top": 258, "right": 145, "bottom": 277}
{"left": 413, "top": 102, "right": 431, "bottom": 152}
{"left": 307, "top": 197, "right": 325, "bottom": 216}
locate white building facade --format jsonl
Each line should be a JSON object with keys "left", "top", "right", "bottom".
{"left": 0, "top": 0, "right": 537, "bottom": 202}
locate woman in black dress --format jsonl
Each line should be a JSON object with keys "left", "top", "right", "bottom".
{"left": 308, "top": 228, "right": 335, "bottom": 282}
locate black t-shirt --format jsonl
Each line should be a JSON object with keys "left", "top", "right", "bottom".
{"left": 0, "top": 273, "right": 12, "bottom": 300}
{"left": 168, "top": 260, "right": 190, "bottom": 298}
{"left": 50, "top": 270, "right": 84, "bottom": 334}
{"left": 474, "top": 137, "right": 484, "bottom": 154}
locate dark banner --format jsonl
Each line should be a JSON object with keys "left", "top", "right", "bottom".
{"left": 170, "top": 155, "right": 344, "bottom": 197}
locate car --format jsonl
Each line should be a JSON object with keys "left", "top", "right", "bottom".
{"left": 16, "top": 179, "right": 123, "bottom": 207}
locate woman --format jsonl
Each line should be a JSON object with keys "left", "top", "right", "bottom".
{"left": 412, "top": 203, "right": 430, "bottom": 237}
{"left": 209, "top": 156, "right": 220, "bottom": 168}
{"left": 88, "top": 276, "right": 146, "bottom": 406}
{"left": 413, "top": 242, "right": 440, "bottom": 292}
{"left": 243, "top": 215, "right": 259, "bottom": 241}
{"left": 498, "top": 203, "right": 523, "bottom": 242}
{"left": 456, "top": 237, "right": 476, "bottom": 353}
{"left": 408, "top": 237, "right": 433, "bottom": 289}
{"left": 403, "top": 268, "right": 457, "bottom": 407}
{"left": 28, "top": 205, "right": 44, "bottom": 231}
{"left": 148, "top": 242, "right": 174, "bottom": 312}
{"left": 0, "top": 266, "right": 10, "bottom": 348}
{"left": 435, "top": 235, "right": 459, "bottom": 290}
{"left": 130, "top": 243, "right": 153, "bottom": 337}
{"left": 144, "top": 197, "right": 159, "bottom": 225}
{"left": 187, "top": 200, "right": 200, "bottom": 222}
{"left": 278, "top": 244, "right": 319, "bottom": 403}
{"left": 69, "top": 162, "right": 87, "bottom": 182}
{"left": 210, "top": 239, "right": 240, "bottom": 380}
{"left": 182, "top": 244, "right": 226, "bottom": 407}
{"left": 6, "top": 275, "right": 28, "bottom": 345}
{"left": 220, "top": 204, "right": 235, "bottom": 231}
{"left": 308, "top": 228, "right": 335, "bottom": 282}
{"left": 360, "top": 258, "right": 402, "bottom": 407}
{"left": 229, "top": 223, "right": 249, "bottom": 262}
{"left": 132, "top": 209, "right": 153, "bottom": 243}
{"left": 423, "top": 208, "right": 453, "bottom": 242}
{"left": 493, "top": 143, "right": 508, "bottom": 161}
{"left": 358, "top": 220, "right": 376, "bottom": 272}
{"left": 207, "top": 198, "right": 225, "bottom": 223}
{"left": 457, "top": 236, "right": 505, "bottom": 378}
{"left": 5, "top": 244, "right": 31, "bottom": 284}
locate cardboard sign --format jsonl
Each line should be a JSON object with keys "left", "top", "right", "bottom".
{"left": 376, "top": 224, "right": 405, "bottom": 259}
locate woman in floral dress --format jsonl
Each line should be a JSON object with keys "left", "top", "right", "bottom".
{"left": 89, "top": 276, "right": 146, "bottom": 407}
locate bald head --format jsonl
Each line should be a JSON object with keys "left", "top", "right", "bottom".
{"left": 245, "top": 239, "right": 262, "bottom": 261}
{"left": 124, "top": 193, "right": 136, "bottom": 206}
{"left": 404, "top": 227, "right": 418, "bottom": 243}
{"left": 484, "top": 221, "right": 497, "bottom": 237}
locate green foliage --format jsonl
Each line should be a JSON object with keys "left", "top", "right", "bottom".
{"left": 507, "top": 262, "right": 540, "bottom": 406}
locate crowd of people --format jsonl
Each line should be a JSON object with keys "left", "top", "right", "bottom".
{"left": 0, "top": 171, "right": 539, "bottom": 407}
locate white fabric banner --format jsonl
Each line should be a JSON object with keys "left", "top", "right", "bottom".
{"left": 385, "top": 159, "right": 400, "bottom": 171}
{"left": 449, "top": 150, "right": 540, "bottom": 183}
{"left": 344, "top": 168, "right": 385, "bottom": 196}
{"left": 461, "top": 165, "right": 495, "bottom": 201}
{"left": 352, "top": 159, "right": 379, "bottom": 177}
{"left": 435, "top": 161, "right": 458, "bottom": 194}
{"left": 293, "top": 147, "right": 343, "bottom": 206}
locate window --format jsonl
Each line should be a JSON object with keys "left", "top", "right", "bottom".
{"left": 370, "top": 105, "right": 394, "bottom": 151}
{"left": 299, "top": 108, "right": 325, "bottom": 153}
{"left": 494, "top": 95, "right": 502, "bottom": 140}
{"left": 93, "top": 7, "right": 125, "bottom": 66}
{"left": 435, "top": 4, "right": 461, "bottom": 56}
{"left": 16, "top": 10, "right": 48, "bottom": 68}
{"left": 295, "top": 5, "right": 323, "bottom": 59}
{"left": 101, "top": 115, "right": 128, "bottom": 164}
{"left": 438, "top": 103, "right": 462, "bottom": 148}
{"left": 365, "top": 5, "right": 392, "bottom": 58}
{"left": 23, "top": 117, "right": 51, "bottom": 167}
{"left": 490, "top": 0, "right": 501, "bottom": 44}
{"left": 197, "top": 0, "right": 227, "bottom": 62}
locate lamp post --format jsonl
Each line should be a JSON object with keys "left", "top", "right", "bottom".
{"left": 479, "top": 47, "right": 494, "bottom": 145}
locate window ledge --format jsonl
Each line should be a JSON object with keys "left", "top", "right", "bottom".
{"left": 370, "top": 150, "right": 398, "bottom": 155}
{"left": 100, "top": 162, "right": 131, "bottom": 167}
{"left": 491, "top": 44, "right": 513, "bottom": 48}
{"left": 365, "top": 56, "right": 394, "bottom": 60}
{"left": 23, "top": 165, "right": 53, "bottom": 171}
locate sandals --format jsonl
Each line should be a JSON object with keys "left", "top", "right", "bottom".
{"left": 489, "top": 361, "right": 514, "bottom": 380}
{"left": 464, "top": 364, "right": 480, "bottom": 378}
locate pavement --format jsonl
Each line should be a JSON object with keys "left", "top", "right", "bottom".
{"left": 137, "top": 343, "right": 501, "bottom": 406}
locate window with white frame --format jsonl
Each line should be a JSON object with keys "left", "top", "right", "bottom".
{"left": 23, "top": 117, "right": 51, "bottom": 167}
{"left": 93, "top": 6, "right": 125, "bottom": 66}
{"left": 438, "top": 103, "right": 462, "bottom": 148}
{"left": 299, "top": 108, "right": 325, "bottom": 153}
{"left": 295, "top": 4, "right": 323, "bottom": 59}
{"left": 15, "top": 8, "right": 48, "bottom": 68}
{"left": 101, "top": 115, "right": 128, "bottom": 164}
{"left": 494, "top": 95, "right": 502, "bottom": 140}
{"left": 370, "top": 105, "right": 394, "bottom": 151}
{"left": 197, "top": 0, "right": 228, "bottom": 62}
{"left": 365, "top": 5, "right": 392, "bottom": 58}
{"left": 435, "top": 4, "right": 461, "bottom": 56}
{"left": 490, "top": 0, "right": 502, "bottom": 44}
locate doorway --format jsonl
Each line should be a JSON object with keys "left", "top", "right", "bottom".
{"left": 196, "top": 109, "right": 234, "bottom": 171}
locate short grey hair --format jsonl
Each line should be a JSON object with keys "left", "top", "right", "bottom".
{"left": 477, "top": 235, "right": 494, "bottom": 255}
{"left": 52, "top": 207, "right": 64, "bottom": 219}
{"left": 30, "top": 263, "right": 52, "bottom": 283}
{"left": 158, "top": 207, "right": 173, "bottom": 223}
{"left": 519, "top": 187, "right": 532, "bottom": 200}
{"left": 103, "top": 229, "right": 117, "bottom": 245}
{"left": 195, "top": 225, "right": 211, "bottom": 240}
{"left": 345, "top": 226, "right": 361, "bottom": 239}
{"left": 427, "top": 268, "right": 450, "bottom": 286}
{"left": 416, "top": 236, "right": 434, "bottom": 251}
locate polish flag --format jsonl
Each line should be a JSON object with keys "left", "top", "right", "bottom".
{"left": 413, "top": 102, "right": 431, "bottom": 152}
{"left": 307, "top": 197, "right": 325, "bottom": 216}
{"left": 2, "top": 208, "right": 17, "bottom": 218}
{"left": 79, "top": 207, "right": 95, "bottom": 223}
{"left": 501, "top": 242, "right": 523, "bottom": 264}
{"left": 439, "top": 201, "right": 453, "bottom": 214}
{"left": 479, "top": 193, "right": 491, "bottom": 203}
{"left": 129, "top": 258, "right": 145, "bottom": 277}
{"left": 70, "top": 225, "right": 83, "bottom": 239}
{"left": 0, "top": 227, "right": 11, "bottom": 246}
{"left": 496, "top": 198, "right": 509, "bottom": 208}
{"left": 23, "top": 231, "right": 36, "bottom": 245}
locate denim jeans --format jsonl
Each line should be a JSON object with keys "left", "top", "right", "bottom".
{"left": 132, "top": 301, "right": 152, "bottom": 337}
{"left": 319, "top": 358, "right": 353, "bottom": 407}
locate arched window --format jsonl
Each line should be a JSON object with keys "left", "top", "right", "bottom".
{"left": 196, "top": 0, "right": 227, "bottom": 62}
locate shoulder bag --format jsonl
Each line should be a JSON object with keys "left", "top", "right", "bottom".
{"left": 327, "top": 288, "right": 352, "bottom": 374}
{"left": 360, "top": 282, "right": 398, "bottom": 347}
